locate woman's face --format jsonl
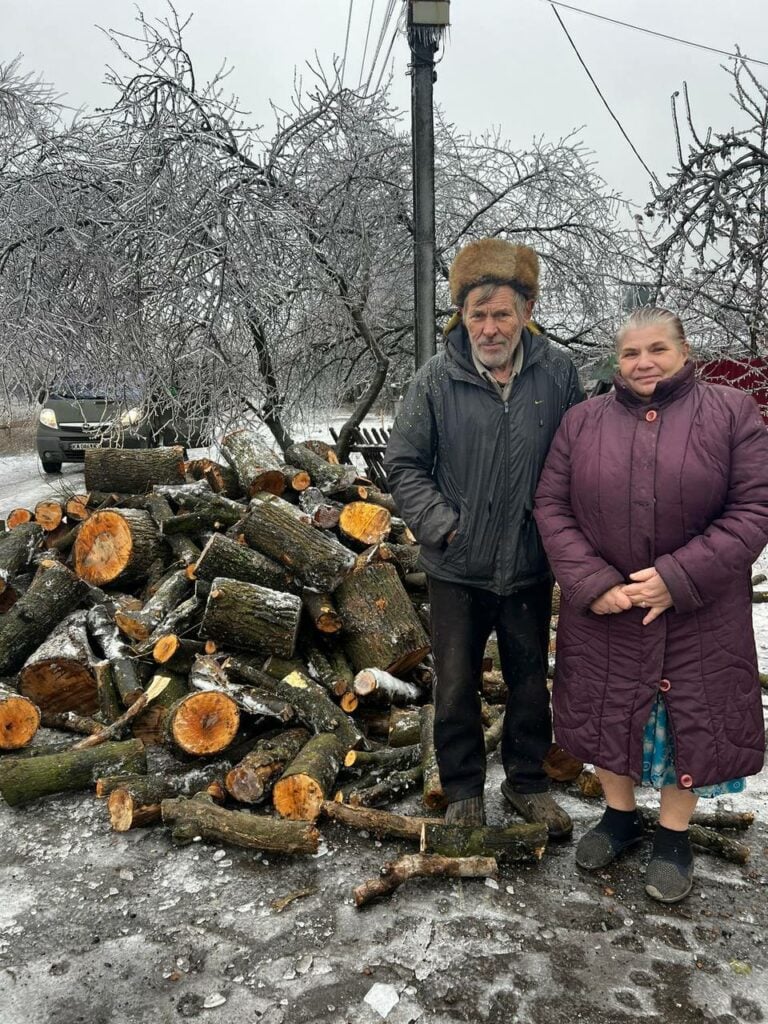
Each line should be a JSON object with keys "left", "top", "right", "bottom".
{"left": 618, "top": 325, "right": 690, "bottom": 399}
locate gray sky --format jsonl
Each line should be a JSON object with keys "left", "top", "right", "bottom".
{"left": 3, "top": 0, "right": 767, "bottom": 208}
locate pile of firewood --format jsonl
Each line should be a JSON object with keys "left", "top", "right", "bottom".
{"left": 0, "top": 433, "right": 756, "bottom": 905}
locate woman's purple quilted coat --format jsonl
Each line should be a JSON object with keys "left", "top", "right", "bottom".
{"left": 534, "top": 361, "right": 768, "bottom": 788}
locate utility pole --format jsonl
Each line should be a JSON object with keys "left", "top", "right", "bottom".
{"left": 408, "top": 1, "right": 450, "bottom": 371}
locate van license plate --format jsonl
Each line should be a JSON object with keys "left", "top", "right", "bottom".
{"left": 70, "top": 442, "right": 99, "bottom": 450}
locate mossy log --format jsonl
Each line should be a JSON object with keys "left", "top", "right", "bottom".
{"left": 164, "top": 690, "right": 240, "bottom": 757}
{"left": 85, "top": 605, "right": 145, "bottom": 707}
{"left": 225, "top": 727, "right": 311, "bottom": 805}
{"left": 220, "top": 429, "right": 286, "bottom": 497}
{"left": 343, "top": 744, "right": 421, "bottom": 776}
{"left": 105, "top": 768, "right": 226, "bottom": 831}
{"left": 73, "top": 508, "right": 165, "bottom": 587}
{"left": 389, "top": 707, "right": 422, "bottom": 748}
{"left": 95, "top": 660, "right": 121, "bottom": 724}
{"left": 0, "top": 683, "right": 40, "bottom": 750}
{"left": 0, "top": 738, "right": 147, "bottom": 807}
{"left": 420, "top": 822, "right": 547, "bottom": 862}
{"left": 338, "top": 502, "right": 392, "bottom": 548}
{"left": 142, "top": 493, "right": 200, "bottom": 567}
{"left": 84, "top": 446, "right": 185, "bottom": 493}
{"left": 0, "top": 561, "right": 88, "bottom": 676}
{"left": 114, "top": 570, "right": 192, "bottom": 642}
{"left": 226, "top": 658, "right": 364, "bottom": 752}
{"left": 193, "top": 533, "right": 297, "bottom": 593}
{"left": 301, "top": 590, "right": 342, "bottom": 635}
{"left": 19, "top": 611, "right": 99, "bottom": 716}
{"left": 200, "top": 577, "right": 302, "bottom": 658}
{"left": 0, "top": 522, "right": 44, "bottom": 585}
{"left": 353, "top": 853, "right": 497, "bottom": 908}
{"left": 239, "top": 501, "right": 355, "bottom": 593}
{"left": 420, "top": 704, "right": 445, "bottom": 811}
{"left": 272, "top": 731, "right": 345, "bottom": 820}
{"left": 162, "top": 791, "right": 320, "bottom": 854}
{"left": 335, "top": 563, "right": 430, "bottom": 675}
{"left": 302, "top": 641, "right": 353, "bottom": 698}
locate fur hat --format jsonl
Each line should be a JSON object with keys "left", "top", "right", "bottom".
{"left": 449, "top": 239, "right": 539, "bottom": 306}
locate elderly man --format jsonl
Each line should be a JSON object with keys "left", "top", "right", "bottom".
{"left": 384, "top": 238, "right": 583, "bottom": 835}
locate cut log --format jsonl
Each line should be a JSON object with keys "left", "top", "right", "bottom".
{"left": 225, "top": 727, "right": 311, "bottom": 804}
{"left": 420, "top": 822, "right": 547, "bottom": 862}
{"left": 272, "top": 732, "right": 345, "bottom": 820}
{"left": 542, "top": 743, "right": 584, "bottom": 783}
{"left": 637, "top": 808, "right": 751, "bottom": 863}
{"left": 576, "top": 769, "right": 604, "bottom": 798}
{"left": 335, "top": 563, "right": 430, "bottom": 675}
{"left": 379, "top": 542, "right": 421, "bottom": 578}
{"left": 239, "top": 501, "right": 355, "bottom": 593}
{"left": 0, "top": 738, "right": 147, "bottom": 807}
{"left": 71, "top": 673, "right": 172, "bottom": 750}
{"left": 164, "top": 690, "right": 241, "bottom": 757}
{"left": 0, "top": 521, "right": 44, "bottom": 586}
{"left": 201, "top": 577, "right": 302, "bottom": 658}
{"left": 142, "top": 493, "right": 200, "bottom": 567}
{"left": 302, "top": 590, "right": 342, "bottom": 635}
{"left": 348, "top": 765, "right": 423, "bottom": 808}
{"left": 114, "top": 570, "right": 192, "bottom": 641}
{"left": 95, "top": 660, "right": 121, "bottom": 724}
{"left": 420, "top": 704, "right": 445, "bottom": 811}
{"left": 338, "top": 502, "right": 392, "bottom": 548}
{"left": 353, "top": 853, "right": 497, "bottom": 907}
{"left": 162, "top": 791, "right": 320, "bottom": 854}
{"left": 0, "top": 683, "right": 40, "bottom": 750}
{"left": 185, "top": 458, "right": 242, "bottom": 499}
{"left": 344, "top": 744, "right": 421, "bottom": 776}
{"left": 40, "top": 710, "right": 102, "bottom": 735}
{"left": 298, "top": 488, "right": 343, "bottom": 530}
{"left": 303, "top": 641, "right": 354, "bottom": 698}
{"left": 33, "top": 499, "right": 64, "bottom": 532}
{"left": 284, "top": 443, "right": 357, "bottom": 495}
{"left": 7, "top": 508, "right": 33, "bottom": 529}
{"left": 84, "top": 446, "right": 185, "bottom": 493}
{"left": 133, "top": 593, "right": 203, "bottom": 658}
{"left": 73, "top": 508, "right": 164, "bottom": 587}
{"left": 193, "top": 533, "right": 297, "bottom": 593}
{"left": 484, "top": 711, "right": 505, "bottom": 755}
{"left": 389, "top": 518, "right": 417, "bottom": 546}
{"left": 482, "top": 669, "right": 507, "bottom": 705}
{"left": 189, "top": 655, "right": 296, "bottom": 725}
{"left": 19, "top": 610, "right": 100, "bottom": 716}
{"left": 131, "top": 670, "right": 189, "bottom": 746}
{"left": 0, "top": 561, "right": 88, "bottom": 676}
{"left": 65, "top": 495, "right": 91, "bottom": 522}
{"left": 389, "top": 707, "right": 422, "bottom": 748}
{"left": 321, "top": 801, "right": 440, "bottom": 841}
{"left": 220, "top": 429, "right": 286, "bottom": 497}
{"left": 85, "top": 605, "right": 145, "bottom": 707}
{"left": 98, "top": 764, "right": 229, "bottom": 827}
{"left": 365, "top": 488, "right": 398, "bottom": 515}
{"left": 353, "top": 668, "right": 422, "bottom": 704}
{"left": 226, "top": 658, "right": 364, "bottom": 752}
{"left": 300, "top": 439, "right": 340, "bottom": 464}
{"left": 281, "top": 465, "right": 311, "bottom": 493}
{"left": 262, "top": 655, "right": 313, "bottom": 680}
{"left": 152, "top": 635, "right": 206, "bottom": 673}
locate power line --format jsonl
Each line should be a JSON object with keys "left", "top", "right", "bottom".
{"left": 364, "top": 0, "right": 397, "bottom": 94}
{"left": 340, "top": 0, "right": 354, "bottom": 88}
{"left": 358, "top": 0, "right": 378, "bottom": 88}
{"left": 372, "top": 21, "right": 401, "bottom": 96}
{"left": 542, "top": 1, "right": 768, "bottom": 69}
{"left": 550, "top": 4, "right": 659, "bottom": 185}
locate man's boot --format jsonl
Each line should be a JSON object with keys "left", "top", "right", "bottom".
{"left": 444, "top": 794, "right": 486, "bottom": 827}
{"left": 501, "top": 779, "right": 572, "bottom": 840}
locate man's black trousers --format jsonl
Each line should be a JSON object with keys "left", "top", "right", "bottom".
{"left": 428, "top": 576, "right": 553, "bottom": 801}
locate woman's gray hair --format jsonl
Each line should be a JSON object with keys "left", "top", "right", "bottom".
{"left": 615, "top": 307, "right": 687, "bottom": 350}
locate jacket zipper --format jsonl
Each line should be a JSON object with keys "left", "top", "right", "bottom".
{"left": 500, "top": 399, "right": 509, "bottom": 587}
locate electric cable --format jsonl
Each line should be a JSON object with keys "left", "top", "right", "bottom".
{"left": 358, "top": 0, "right": 378, "bottom": 88}
{"left": 340, "top": 0, "right": 354, "bottom": 88}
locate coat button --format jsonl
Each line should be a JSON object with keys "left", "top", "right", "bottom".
{"left": 659, "top": 678, "right": 671, "bottom": 692}
{"left": 679, "top": 773, "right": 694, "bottom": 788}
{"left": 645, "top": 409, "right": 658, "bottom": 422}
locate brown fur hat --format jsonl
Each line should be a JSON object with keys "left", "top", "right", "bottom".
{"left": 449, "top": 238, "right": 539, "bottom": 306}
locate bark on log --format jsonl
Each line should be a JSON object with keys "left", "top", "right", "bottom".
{"left": 220, "top": 429, "right": 286, "bottom": 497}
{"left": 133, "top": 593, "right": 203, "bottom": 658}
{"left": 300, "top": 439, "right": 340, "bottom": 464}
{"left": 272, "top": 731, "right": 345, "bottom": 820}
{"left": 131, "top": 670, "right": 189, "bottom": 746}
{"left": 0, "top": 562, "right": 88, "bottom": 676}
{"left": 189, "top": 655, "right": 296, "bottom": 725}
{"left": 225, "top": 658, "right": 364, "bottom": 752}
{"left": 40, "top": 710, "right": 102, "bottom": 735}
{"left": 353, "top": 853, "right": 498, "bottom": 907}
{"left": 343, "top": 744, "right": 421, "bottom": 775}
{"left": 72, "top": 673, "right": 172, "bottom": 750}
{"left": 84, "top": 447, "right": 185, "bottom": 493}
{"left": 389, "top": 707, "right": 422, "bottom": 748}
{"left": 335, "top": 564, "right": 430, "bottom": 675}
{"left": 348, "top": 765, "right": 423, "bottom": 808}
{"left": 420, "top": 822, "right": 547, "bottom": 862}
{"left": 0, "top": 738, "right": 147, "bottom": 807}
{"left": 0, "top": 683, "right": 40, "bottom": 750}
{"left": 420, "top": 704, "right": 445, "bottom": 811}
{"left": 301, "top": 590, "right": 343, "bottom": 635}
{"left": 142, "top": 494, "right": 200, "bottom": 567}
{"left": 200, "top": 577, "right": 302, "bottom": 658}
{"left": 302, "top": 642, "right": 352, "bottom": 697}
{"left": 239, "top": 502, "right": 355, "bottom": 593}
{"left": 284, "top": 444, "right": 357, "bottom": 495}
{"left": 338, "top": 502, "right": 392, "bottom": 548}
{"left": 542, "top": 743, "right": 584, "bottom": 783}
{"left": 297, "top": 488, "right": 342, "bottom": 530}
{"left": 321, "top": 800, "right": 440, "bottom": 841}
{"left": 365, "top": 489, "right": 398, "bottom": 515}
{"left": 21, "top": 611, "right": 103, "bottom": 717}
{"left": 164, "top": 690, "right": 241, "bottom": 757}
{"left": 0, "top": 522, "right": 44, "bottom": 585}
{"left": 185, "top": 458, "right": 242, "bottom": 499}
{"left": 637, "top": 808, "right": 752, "bottom": 863}
{"left": 65, "top": 495, "right": 91, "bottom": 522}
{"left": 225, "top": 727, "right": 311, "bottom": 805}
{"left": 281, "top": 465, "right": 311, "bottom": 494}
{"left": 98, "top": 765, "right": 228, "bottom": 827}
{"left": 389, "top": 518, "right": 417, "bottom": 546}
{"left": 85, "top": 605, "right": 145, "bottom": 707}
{"left": 353, "top": 668, "right": 422, "bottom": 704}
{"left": 162, "top": 791, "right": 320, "bottom": 854}
{"left": 152, "top": 635, "right": 206, "bottom": 673}
{"left": 33, "top": 500, "right": 64, "bottom": 532}
{"left": 74, "top": 508, "right": 164, "bottom": 587}
{"left": 95, "top": 660, "right": 121, "bottom": 724}
{"left": 114, "top": 570, "right": 192, "bottom": 642}
{"left": 193, "top": 533, "right": 297, "bottom": 593}
{"left": 378, "top": 542, "right": 421, "bottom": 578}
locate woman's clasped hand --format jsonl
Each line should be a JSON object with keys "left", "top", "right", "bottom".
{"left": 590, "top": 567, "right": 674, "bottom": 624}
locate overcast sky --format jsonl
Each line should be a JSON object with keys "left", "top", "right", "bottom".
{"left": 3, "top": 0, "right": 767, "bottom": 209}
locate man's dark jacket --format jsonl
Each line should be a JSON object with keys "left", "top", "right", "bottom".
{"left": 383, "top": 322, "right": 583, "bottom": 595}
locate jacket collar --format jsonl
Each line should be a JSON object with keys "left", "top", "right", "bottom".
{"left": 613, "top": 359, "right": 696, "bottom": 412}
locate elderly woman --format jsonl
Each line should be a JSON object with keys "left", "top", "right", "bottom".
{"left": 534, "top": 307, "right": 768, "bottom": 903}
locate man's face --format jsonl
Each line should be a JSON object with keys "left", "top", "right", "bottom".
{"left": 463, "top": 285, "right": 533, "bottom": 372}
